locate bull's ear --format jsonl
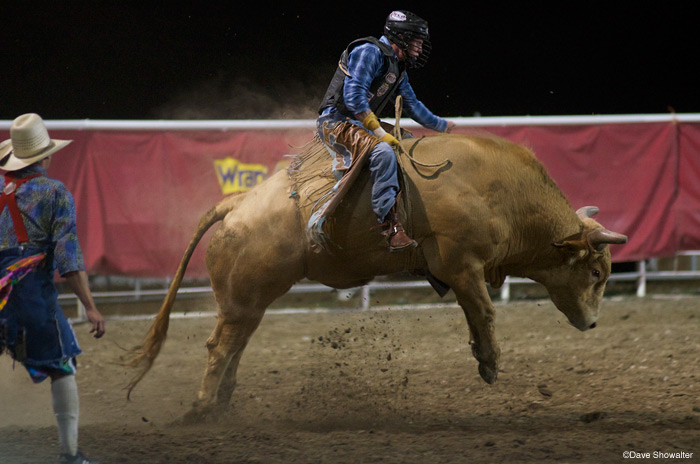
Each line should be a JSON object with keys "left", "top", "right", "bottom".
{"left": 553, "top": 238, "right": 587, "bottom": 252}
{"left": 553, "top": 239, "right": 590, "bottom": 263}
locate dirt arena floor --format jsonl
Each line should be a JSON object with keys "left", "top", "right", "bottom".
{"left": 1, "top": 292, "right": 699, "bottom": 463}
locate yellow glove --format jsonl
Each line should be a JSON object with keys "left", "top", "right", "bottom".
{"left": 362, "top": 113, "right": 400, "bottom": 147}
{"left": 379, "top": 132, "right": 400, "bottom": 147}
{"left": 362, "top": 112, "right": 382, "bottom": 131}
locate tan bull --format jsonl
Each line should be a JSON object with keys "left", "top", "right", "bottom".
{"left": 126, "top": 132, "right": 627, "bottom": 419}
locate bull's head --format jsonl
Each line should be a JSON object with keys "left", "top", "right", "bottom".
{"left": 532, "top": 206, "right": 627, "bottom": 331}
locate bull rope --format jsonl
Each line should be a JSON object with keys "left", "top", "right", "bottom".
{"left": 392, "top": 96, "right": 450, "bottom": 170}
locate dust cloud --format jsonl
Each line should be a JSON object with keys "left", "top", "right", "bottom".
{"left": 154, "top": 73, "right": 326, "bottom": 120}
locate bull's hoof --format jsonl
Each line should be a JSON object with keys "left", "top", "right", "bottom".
{"left": 181, "top": 403, "right": 218, "bottom": 425}
{"left": 478, "top": 362, "right": 498, "bottom": 385}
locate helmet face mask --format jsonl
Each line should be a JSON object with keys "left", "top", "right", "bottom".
{"left": 384, "top": 10, "right": 432, "bottom": 69}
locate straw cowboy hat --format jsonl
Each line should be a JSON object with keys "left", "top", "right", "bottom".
{"left": 0, "top": 113, "right": 72, "bottom": 171}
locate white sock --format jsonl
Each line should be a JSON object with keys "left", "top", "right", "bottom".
{"left": 51, "top": 375, "right": 79, "bottom": 456}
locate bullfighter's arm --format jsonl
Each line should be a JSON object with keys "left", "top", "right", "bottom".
{"left": 64, "top": 270, "right": 105, "bottom": 338}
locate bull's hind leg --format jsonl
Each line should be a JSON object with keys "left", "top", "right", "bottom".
{"left": 183, "top": 169, "right": 305, "bottom": 421}
{"left": 187, "top": 287, "right": 294, "bottom": 422}
{"left": 186, "top": 222, "right": 304, "bottom": 420}
{"left": 189, "top": 308, "right": 265, "bottom": 418}
{"left": 216, "top": 349, "right": 240, "bottom": 408}
{"left": 184, "top": 296, "right": 277, "bottom": 423}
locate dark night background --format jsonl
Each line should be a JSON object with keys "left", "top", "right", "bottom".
{"left": 2, "top": 2, "right": 699, "bottom": 121}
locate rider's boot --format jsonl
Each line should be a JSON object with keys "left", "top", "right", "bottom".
{"left": 383, "top": 205, "right": 417, "bottom": 252}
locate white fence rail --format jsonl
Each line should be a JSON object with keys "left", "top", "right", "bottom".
{"left": 4, "top": 113, "right": 700, "bottom": 131}
{"left": 61, "top": 252, "right": 700, "bottom": 320}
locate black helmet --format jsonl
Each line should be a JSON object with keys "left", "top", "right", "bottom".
{"left": 384, "top": 10, "right": 431, "bottom": 69}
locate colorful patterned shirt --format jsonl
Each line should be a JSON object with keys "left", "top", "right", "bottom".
{"left": 343, "top": 36, "right": 447, "bottom": 132}
{"left": 1, "top": 165, "right": 85, "bottom": 276}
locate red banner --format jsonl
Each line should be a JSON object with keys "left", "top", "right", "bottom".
{"left": 677, "top": 124, "right": 700, "bottom": 250}
{"left": 2, "top": 119, "right": 699, "bottom": 277}
{"left": 38, "top": 128, "right": 314, "bottom": 277}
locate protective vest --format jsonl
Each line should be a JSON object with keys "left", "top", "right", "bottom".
{"left": 318, "top": 37, "right": 406, "bottom": 118}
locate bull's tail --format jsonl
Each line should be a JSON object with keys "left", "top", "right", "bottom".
{"left": 124, "top": 194, "right": 240, "bottom": 399}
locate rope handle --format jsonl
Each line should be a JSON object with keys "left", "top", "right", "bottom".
{"left": 393, "top": 96, "right": 449, "bottom": 169}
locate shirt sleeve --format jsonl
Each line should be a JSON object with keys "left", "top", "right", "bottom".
{"left": 51, "top": 184, "right": 85, "bottom": 276}
{"left": 399, "top": 75, "right": 448, "bottom": 132}
{"left": 342, "top": 43, "right": 386, "bottom": 116}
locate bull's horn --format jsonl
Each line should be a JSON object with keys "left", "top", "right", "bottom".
{"left": 588, "top": 228, "right": 628, "bottom": 251}
{"left": 576, "top": 206, "right": 599, "bottom": 220}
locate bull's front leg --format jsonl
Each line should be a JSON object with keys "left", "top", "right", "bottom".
{"left": 452, "top": 272, "right": 500, "bottom": 384}
{"left": 422, "top": 236, "right": 500, "bottom": 384}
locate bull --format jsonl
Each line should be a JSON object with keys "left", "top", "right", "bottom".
{"left": 126, "top": 132, "right": 627, "bottom": 419}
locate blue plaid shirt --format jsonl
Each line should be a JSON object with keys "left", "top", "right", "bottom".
{"left": 343, "top": 36, "right": 447, "bottom": 132}
{"left": 1, "top": 165, "right": 85, "bottom": 276}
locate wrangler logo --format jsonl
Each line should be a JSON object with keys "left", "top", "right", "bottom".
{"left": 214, "top": 158, "right": 268, "bottom": 194}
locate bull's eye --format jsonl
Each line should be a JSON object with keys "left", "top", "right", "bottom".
{"left": 592, "top": 269, "right": 601, "bottom": 279}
